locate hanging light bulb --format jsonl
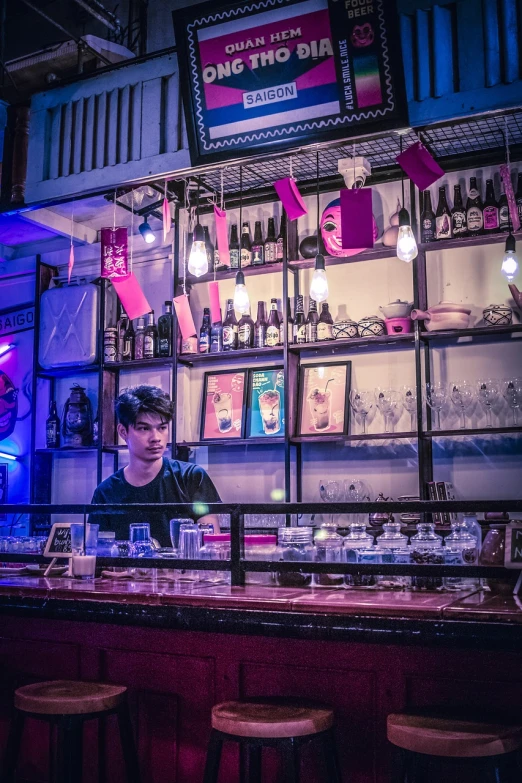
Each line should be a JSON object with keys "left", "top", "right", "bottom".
{"left": 501, "top": 233, "right": 519, "bottom": 282}
{"left": 139, "top": 218, "right": 155, "bottom": 244}
{"left": 396, "top": 207, "right": 418, "bottom": 263}
{"left": 188, "top": 223, "right": 208, "bottom": 277}
{"left": 233, "top": 270, "right": 250, "bottom": 314}
{"left": 309, "top": 253, "right": 329, "bottom": 303}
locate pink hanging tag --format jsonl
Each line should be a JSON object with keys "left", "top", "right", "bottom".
{"left": 67, "top": 245, "right": 75, "bottom": 284}
{"left": 100, "top": 227, "right": 130, "bottom": 279}
{"left": 208, "top": 281, "right": 222, "bottom": 324}
{"left": 173, "top": 294, "right": 197, "bottom": 339}
{"left": 274, "top": 178, "right": 307, "bottom": 220}
{"left": 396, "top": 141, "right": 444, "bottom": 191}
{"left": 112, "top": 273, "right": 152, "bottom": 320}
{"left": 214, "top": 204, "right": 230, "bottom": 266}
{"left": 500, "top": 164, "right": 520, "bottom": 232}
{"left": 162, "top": 198, "right": 171, "bottom": 242}
{"left": 340, "top": 188, "right": 374, "bottom": 249}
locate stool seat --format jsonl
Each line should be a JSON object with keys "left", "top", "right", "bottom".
{"left": 14, "top": 680, "right": 127, "bottom": 716}
{"left": 211, "top": 699, "right": 334, "bottom": 738}
{"left": 387, "top": 712, "right": 522, "bottom": 758}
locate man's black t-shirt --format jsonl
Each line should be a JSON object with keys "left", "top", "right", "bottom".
{"left": 90, "top": 458, "right": 221, "bottom": 546}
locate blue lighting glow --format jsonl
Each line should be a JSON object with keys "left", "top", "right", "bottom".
{"left": 0, "top": 450, "right": 17, "bottom": 461}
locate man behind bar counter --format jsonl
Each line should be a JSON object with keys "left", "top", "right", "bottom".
{"left": 90, "top": 385, "right": 220, "bottom": 546}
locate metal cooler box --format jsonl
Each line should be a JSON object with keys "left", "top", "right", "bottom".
{"left": 38, "top": 282, "right": 99, "bottom": 369}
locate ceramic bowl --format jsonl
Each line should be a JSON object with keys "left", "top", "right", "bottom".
{"left": 357, "top": 316, "right": 386, "bottom": 338}
{"left": 482, "top": 304, "right": 513, "bottom": 327}
{"left": 384, "top": 317, "right": 413, "bottom": 335}
{"left": 379, "top": 299, "right": 413, "bottom": 319}
{"left": 333, "top": 320, "right": 359, "bottom": 339}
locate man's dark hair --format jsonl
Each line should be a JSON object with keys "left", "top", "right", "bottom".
{"left": 115, "top": 385, "right": 174, "bottom": 429}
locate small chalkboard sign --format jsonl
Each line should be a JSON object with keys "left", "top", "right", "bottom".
{"left": 43, "top": 523, "right": 73, "bottom": 558}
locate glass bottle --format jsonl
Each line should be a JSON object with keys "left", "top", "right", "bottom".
{"left": 343, "top": 522, "right": 375, "bottom": 587}
{"left": 410, "top": 523, "right": 444, "bottom": 590}
{"left": 317, "top": 302, "right": 333, "bottom": 341}
{"left": 375, "top": 522, "right": 410, "bottom": 589}
{"left": 222, "top": 298, "right": 238, "bottom": 351}
{"left": 293, "top": 294, "right": 306, "bottom": 344}
{"left": 240, "top": 222, "right": 252, "bottom": 267}
{"left": 143, "top": 311, "right": 158, "bottom": 359}
{"left": 203, "top": 226, "right": 214, "bottom": 268}
{"left": 122, "top": 318, "right": 135, "bottom": 361}
{"left": 313, "top": 523, "right": 343, "bottom": 587}
{"left": 199, "top": 307, "right": 211, "bottom": 354}
{"left": 157, "top": 301, "right": 173, "bottom": 357}
{"left": 482, "top": 179, "right": 499, "bottom": 233}
{"left": 266, "top": 299, "right": 281, "bottom": 347}
{"left": 238, "top": 308, "right": 254, "bottom": 349}
{"left": 46, "top": 400, "right": 60, "bottom": 448}
{"left": 305, "top": 299, "right": 319, "bottom": 343}
{"left": 62, "top": 384, "right": 93, "bottom": 447}
{"left": 252, "top": 221, "right": 265, "bottom": 266}
{"left": 274, "top": 527, "right": 315, "bottom": 587}
{"left": 229, "top": 224, "right": 240, "bottom": 269}
{"left": 200, "top": 533, "right": 231, "bottom": 584}
{"left": 276, "top": 212, "right": 286, "bottom": 261}
{"left": 117, "top": 312, "right": 128, "bottom": 362}
{"left": 134, "top": 317, "right": 146, "bottom": 360}
{"left": 210, "top": 312, "right": 223, "bottom": 353}
{"left": 451, "top": 184, "right": 467, "bottom": 237}
{"left": 516, "top": 172, "right": 522, "bottom": 226}
{"left": 498, "top": 186, "right": 510, "bottom": 232}
{"left": 420, "top": 190, "right": 436, "bottom": 243}
{"left": 284, "top": 297, "right": 293, "bottom": 345}
{"left": 254, "top": 301, "right": 267, "bottom": 348}
{"left": 264, "top": 217, "right": 277, "bottom": 263}
{"left": 466, "top": 176, "right": 483, "bottom": 235}
{"left": 443, "top": 519, "right": 479, "bottom": 591}
{"left": 435, "top": 186, "right": 452, "bottom": 240}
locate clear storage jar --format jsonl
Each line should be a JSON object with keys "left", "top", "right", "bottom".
{"left": 96, "top": 531, "right": 116, "bottom": 557}
{"left": 275, "top": 527, "right": 315, "bottom": 588}
{"left": 410, "top": 523, "right": 444, "bottom": 590}
{"left": 443, "top": 520, "right": 479, "bottom": 591}
{"left": 343, "top": 523, "right": 375, "bottom": 587}
{"left": 313, "top": 524, "right": 343, "bottom": 587}
{"left": 376, "top": 522, "right": 410, "bottom": 589}
{"left": 200, "top": 533, "right": 231, "bottom": 584}
{"left": 244, "top": 535, "right": 277, "bottom": 585}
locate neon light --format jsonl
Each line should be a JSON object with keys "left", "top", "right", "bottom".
{"left": 0, "top": 451, "right": 17, "bottom": 461}
{"left": 0, "top": 344, "right": 15, "bottom": 358}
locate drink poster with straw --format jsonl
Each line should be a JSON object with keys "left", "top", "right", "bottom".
{"left": 298, "top": 362, "right": 351, "bottom": 437}
{"left": 201, "top": 370, "right": 247, "bottom": 440}
{"left": 248, "top": 368, "right": 285, "bottom": 438}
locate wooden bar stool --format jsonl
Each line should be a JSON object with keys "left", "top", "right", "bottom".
{"left": 1, "top": 680, "right": 141, "bottom": 783}
{"left": 203, "top": 698, "right": 342, "bottom": 783}
{"left": 387, "top": 710, "right": 522, "bottom": 782}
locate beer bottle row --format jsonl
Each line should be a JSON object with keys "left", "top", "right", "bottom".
{"left": 421, "top": 173, "right": 522, "bottom": 243}
{"left": 104, "top": 303, "right": 173, "bottom": 363}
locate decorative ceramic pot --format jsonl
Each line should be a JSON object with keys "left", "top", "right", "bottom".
{"left": 357, "top": 315, "right": 386, "bottom": 338}
{"left": 333, "top": 320, "right": 359, "bottom": 339}
{"left": 379, "top": 299, "right": 413, "bottom": 319}
{"left": 384, "top": 317, "right": 413, "bottom": 335}
{"left": 482, "top": 304, "right": 513, "bottom": 327}
{"left": 411, "top": 301, "right": 472, "bottom": 331}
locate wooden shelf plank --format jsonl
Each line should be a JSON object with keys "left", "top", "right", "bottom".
{"left": 291, "top": 432, "right": 417, "bottom": 444}
{"left": 180, "top": 438, "right": 285, "bottom": 447}
{"left": 178, "top": 347, "right": 283, "bottom": 366}
{"left": 186, "top": 262, "right": 284, "bottom": 286}
{"left": 420, "top": 229, "right": 522, "bottom": 253}
{"left": 421, "top": 324, "right": 522, "bottom": 341}
{"left": 289, "top": 333, "right": 414, "bottom": 356}
{"left": 103, "top": 357, "right": 173, "bottom": 371}
{"left": 425, "top": 426, "right": 522, "bottom": 438}
{"left": 37, "top": 364, "right": 100, "bottom": 378}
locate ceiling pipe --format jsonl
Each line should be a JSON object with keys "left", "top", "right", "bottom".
{"left": 71, "top": 0, "right": 122, "bottom": 35}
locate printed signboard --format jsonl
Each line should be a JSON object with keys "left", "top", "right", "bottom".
{"left": 201, "top": 370, "right": 247, "bottom": 441}
{"left": 247, "top": 367, "right": 285, "bottom": 438}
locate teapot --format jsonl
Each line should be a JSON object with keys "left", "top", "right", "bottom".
{"left": 410, "top": 301, "right": 471, "bottom": 331}
{"left": 368, "top": 493, "right": 394, "bottom": 527}
{"left": 379, "top": 299, "right": 413, "bottom": 319}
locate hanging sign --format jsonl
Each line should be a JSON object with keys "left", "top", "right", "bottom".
{"left": 173, "top": 0, "right": 407, "bottom": 165}
{"left": 100, "top": 227, "right": 130, "bottom": 280}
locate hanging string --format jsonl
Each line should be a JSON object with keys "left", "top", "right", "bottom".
{"left": 316, "top": 150, "right": 320, "bottom": 238}
{"left": 130, "top": 192, "right": 134, "bottom": 274}
{"left": 239, "top": 165, "right": 243, "bottom": 270}
{"left": 220, "top": 168, "right": 224, "bottom": 211}
{"left": 112, "top": 191, "right": 117, "bottom": 230}
{"left": 352, "top": 143, "right": 356, "bottom": 190}
{"left": 505, "top": 115, "right": 511, "bottom": 168}
{"left": 400, "top": 134, "right": 405, "bottom": 206}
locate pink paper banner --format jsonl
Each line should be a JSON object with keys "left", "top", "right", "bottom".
{"left": 396, "top": 141, "right": 444, "bottom": 191}
{"left": 500, "top": 164, "right": 520, "bottom": 232}
{"left": 208, "top": 281, "right": 222, "bottom": 324}
{"left": 274, "top": 178, "right": 307, "bottom": 220}
{"left": 112, "top": 274, "right": 151, "bottom": 321}
{"left": 67, "top": 245, "right": 75, "bottom": 284}
{"left": 173, "top": 294, "right": 197, "bottom": 339}
{"left": 214, "top": 204, "right": 230, "bottom": 266}
{"left": 100, "top": 227, "right": 129, "bottom": 279}
{"left": 162, "top": 198, "right": 171, "bottom": 242}
{"left": 340, "top": 188, "right": 374, "bottom": 250}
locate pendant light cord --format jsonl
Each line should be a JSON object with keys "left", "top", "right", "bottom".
{"left": 238, "top": 165, "right": 243, "bottom": 271}
{"left": 400, "top": 134, "right": 405, "bottom": 206}
{"left": 316, "top": 150, "right": 320, "bottom": 240}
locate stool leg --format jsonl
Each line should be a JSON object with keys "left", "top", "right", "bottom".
{"left": 239, "top": 741, "right": 247, "bottom": 783}
{"left": 281, "top": 738, "right": 300, "bottom": 783}
{"left": 116, "top": 701, "right": 141, "bottom": 783}
{"left": 247, "top": 745, "right": 262, "bottom": 783}
{"left": 321, "top": 728, "right": 342, "bottom": 783}
{"left": 56, "top": 716, "right": 83, "bottom": 783}
{"left": 0, "top": 710, "right": 25, "bottom": 783}
{"left": 202, "top": 730, "right": 223, "bottom": 783}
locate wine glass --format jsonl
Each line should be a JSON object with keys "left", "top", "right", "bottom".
{"left": 450, "top": 381, "right": 475, "bottom": 430}
{"left": 345, "top": 478, "right": 370, "bottom": 525}
{"left": 402, "top": 385, "right": 417, "bottom": 432}
{"left": 319, "top": 480, "right": 343, "bottom": 503}
{"left": 502, "top": 378, "right": 522, "bottom": 426}
{"left": 350, "top": 389, "right": 373, "bottom": 435}
{"left": 425, "top": 382, "right": 447, "bottom": 431}
{"left": 375, "top": 388, "right": 401, "bottom": 433}
{"left": 476, "top": 378, "right": 500, "bottom": 428}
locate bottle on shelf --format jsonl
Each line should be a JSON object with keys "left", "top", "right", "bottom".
{"left": 264, "top": 217, "right": 277, "bottom": 263}
{"left": 134, "top": 317, "right": 146, "bottom": 360}
{"left": 122, "top": 317, "right": 135, "bottom": 361}
{"left": 252, "top": 221, "right": 265, "bottom": 266}
{"left": 276, "top": 212, "right": 286, "bottom": 261}
{"left": 435, "top": 185, "right": 452, "bottom": 240}
{"left": 143, "top": 311, "right": 158, "bottom": 359}
{"left": 223, "top": 298, "right": 239, "bottom": 351}
{"left": 238, "top": 308, "right": 254, "bottom": 348}
{"left": 451, "top": 184, "right": 467, "bottom": 237}
{"left": 305, "top": 298, "right": 319, "bottom": 343}
{"left": 466, "top": 176, "right": 483, "bottom": 236}
{"left": 293, "top": 294, "right": 306, "bottom": 344}
{"left": 284, "top": 297, "right": 293, "bottom": 345}
{"left": 317, "top": 302, "right": 334, "bottom": 341}
{"left": 266, "top": 298, "right": 281, "bottom": 347}
{"left": 498, "top": 185, "right": 510, "bottom": 232}
{"left": 240, "top": 223, "right": 252, "bottom": 267}
{"left": 516, "top": 172, "right": 522, "bottom": 226}
{"left": 210, "top": 312, "right": 223, "bottom": 353}
{"left": 46, "top": 400, "right": 60, "bottom": 448}
{"left": 420, "top": 190, "right": 436, "bottom": 243}
{"left": 254, "top": 301, "right": 267, "bottom": 348}
{"left": 229, "top": 224, "right": 240, "bottom": 269}
{"left": 199, "top": 307, "right": 211, "bottom": 354}
{"left": 158, "top": 301, "right": 173, "bottom": 357}
{"left": 203, "top": 226, "right": 214, "bottom": 268}
{"left": 117, "top": 311, "right": 128, "bottom": 362}
{"left": 482, "top": 179, "right": 499, "bottom": 233}
{"left": 213, "top": 242, "right": 220, "bottom": 271}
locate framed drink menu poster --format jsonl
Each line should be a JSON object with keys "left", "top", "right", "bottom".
{"left": 297, "top": 362, "right": 351, "bottom": 437}
{"left": 201, "top": 370, "right": 247, "bottom": 441}
{"left": 247, "top": 367, "right": 285, "bottom": 438}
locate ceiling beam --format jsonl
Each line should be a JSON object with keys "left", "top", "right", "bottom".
{"left": 17, "top": 208, "right": 98, "bottom": 244}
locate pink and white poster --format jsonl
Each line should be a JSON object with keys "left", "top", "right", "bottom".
{"left": 298, "top": 362, "right": 351, "bottom": 436}
{"left": 201, "top": 370, "right": 247, "bottom": 440}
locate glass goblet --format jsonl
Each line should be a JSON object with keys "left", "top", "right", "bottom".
{"left": 503, "top": 378, "right": 522, "bottom": 426}
{"left": 345, "top": 478, "right": 370, "bottom": 525}
{"left": 425, "top": 382, "right": 447, "bottom": 431}
{"left": 450, "top": 381, "right": 475, "bottom": 430}
{"left": 350, "top": 389, "right": 373, "bottom": 435}
{"left": 375, "top": 388, "right": 401, "bottom": 433}
{"left": 402, "top": 385, "right": 417, "bottom": 432}
{"left": 476, "top": 378, "right": 500, "bottom": 428}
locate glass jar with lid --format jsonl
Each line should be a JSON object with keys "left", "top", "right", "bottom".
{"left": 375, "top": 522, "right": 410, "bottom": 589}
{"left": 443, "top": 519, "right": 479, "bottom": 591}
{"left": 313, "top": 524, "right": 343, "bottom": 587}
{"left": 244, "top": 535, "right": 277, "bottom": 585}
{"left": 96, "top": 531, "right": 116, "bottom": 558}
{"left": 200, "top": 533, "right": 231, "bottom": 583}
{"left": 343, "top": 522, "right": 375, "bottom": 587}
{"left": 275, "top": 527, "right": 315, "bottom": 588}
{"left": 410, "top": 523, "right": 444, "bottom": 590}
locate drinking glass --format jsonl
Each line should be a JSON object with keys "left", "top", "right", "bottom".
{"left": 402, "top": 385, "right": 417, "bottom": 431}
{"left": 375, "top": 388, "right": 401, "bottom": 433}
{"left": 178, "top": 522, "right": 201, "bottom": 581}
{"left": 70, "top": 523, "right": 99, "bottom": 579}
{"left": 450, "top": 381, "right": 475, "bottom": 429}
{"left": 350, "top": 389, "right": 373, "bottom": 434}
{"left": 503, "top": 378, "right": 522, "bottom": 425}
{"left": 129, "top": 522, "right": 154, "bottom": 558}
{"left": 425, "top": 382, "right": 447, "bottom": 430}
{"left": 169, "top": 518, "right": 193, "bottom": 550}
{"left": 477, "top": 378, "right": 500, "bottom": 428}
{"left": 319, "top": 480, "right": 343, "bottom": 503}
{"left": 344, "top": 478, "right": 370, "bottom": 525}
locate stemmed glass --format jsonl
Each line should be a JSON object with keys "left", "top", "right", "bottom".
{"left": 350, "top": 389, "right": 373, "bottom": 435}
{"left": 477, "top": 378, "right": 500, "bottom": 428}
{"left": 503, "top": 379, "right": 522, "bottom": 426}
{"left": 319, "top": 480, "right": 343, "bottom": 524}
{"left": 450, "top": 381, "right": 475, "bottom": 429}
{"left": 375, "top": 388, "right": 401, "bottom": 433}
{"left": 345, "top": 478, "right": 370, "bottom": 525}
{"left": 402, "top": 385, "right": 417, "bottom": 432}
{"left": 425, "top": 382, "right": 447, "bottom": 431}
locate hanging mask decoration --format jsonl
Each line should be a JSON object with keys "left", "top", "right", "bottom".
{"left": 0, "top": 371, "right": 18, "bottom": 441}
{"left": 321, "top": 198, "right": 378, "bottom": 257}
{"left": 351, "top": 23, "right": 374, "bottom": 48}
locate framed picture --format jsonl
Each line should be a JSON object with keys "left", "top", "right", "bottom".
{"left": 297, "top": 362, "right": 351, "bottom": 437}
{"left": 201, "top": 370, "right": 247, "bottom": 441}
{"left": 0, "top": 464, "right": 7, "bottom": 522}
{"left": 247, "top": 367, "right": 285, "bottom": 438}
